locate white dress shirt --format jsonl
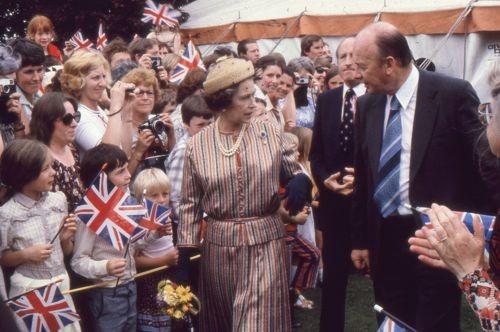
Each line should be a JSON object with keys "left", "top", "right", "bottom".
{"left": 341, "top": 83, "right": 366, "bottom": 121}
{"left": 383, "top": 64, "right": 420, "bottom": 215}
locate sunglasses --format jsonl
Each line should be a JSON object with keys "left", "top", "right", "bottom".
{"left": 61, "top": 110, "right": 81, "bottom": 125}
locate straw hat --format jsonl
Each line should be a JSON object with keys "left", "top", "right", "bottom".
{"left": 203, "top": 57, "right": 254, "bottom": 95}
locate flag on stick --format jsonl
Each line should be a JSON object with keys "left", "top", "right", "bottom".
{"left": 142, "top": 0, "right": 182, "bottom": 27}
{"left": 169, "top": 40, "right": 205, "bottom": 84}
{"left": 7, "top": 282, "right": 80, "bottom": 332}
{"left": 96, "top": 23, "right": 108, "bottom": 51}
{"left": 74, "top": 172, "right": 146, "bottom": 251}
{"left": 69, "top": 30, "right": 94, "bottom": 50}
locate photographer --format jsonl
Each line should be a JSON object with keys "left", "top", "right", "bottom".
{"left": 288, "top": 56, "right": 317, "bottom": 129}
{"left": 9, "top": 39, "right": 45, "bottom": 123}
{"left": 120, "top": 68, "right": 176, "bottom": 176}
{"left": 128, "top": 38, "right": 169, "bottom": 87}
{"left": 0, "top": 44, "right": 28, "bottom": 154}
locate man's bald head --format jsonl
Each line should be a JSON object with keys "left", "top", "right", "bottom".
{"left": 357, "top": 22, "right": 413, "bottom": 67}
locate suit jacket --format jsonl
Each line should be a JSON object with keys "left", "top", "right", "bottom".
{"left": 310, "top": 86, "right": 354, "bottom": 233}
{"left": 351, "top": 70, "right": 494, "bottom": 267}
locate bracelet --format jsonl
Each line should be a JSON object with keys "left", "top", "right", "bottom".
{"left": 108, "top": 108, "right": 122, "bottom": 117}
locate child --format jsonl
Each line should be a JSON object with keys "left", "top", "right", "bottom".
{"left": 0, "top": 139, "right": 79, "bottom": 332}
{"left": 70, "top": 143, "right": 170, "bottom": 331}
{"left": 165, "top": 94, "right": 213, "bottom": 217}
{"left": 134, "top": 168, "right": 178, "bottom": 332}
{"left": 280, "top": 130, "right": 321, "bottom": 316}
{"left": 26, "top": 15, "right": 63, "bottom": 63}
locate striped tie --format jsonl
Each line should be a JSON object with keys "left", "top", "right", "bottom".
{"left": 373, "top": 96, "right": 402, "bottom": 217}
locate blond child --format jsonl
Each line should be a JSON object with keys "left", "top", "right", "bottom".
{"left": 134, "top": 168, "right": 178, "bottom": 332}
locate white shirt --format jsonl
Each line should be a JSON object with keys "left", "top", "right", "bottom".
{"left": 383, "top": 64, "right": 420, "bottom": 215}
{"left": 76, "top": 103, "right": 108, "bottom": 152}
{"left": 341, "top": 83, "right": 366, "bottom": 121}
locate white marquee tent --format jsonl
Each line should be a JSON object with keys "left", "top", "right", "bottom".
{"left": 180, "top": 0, "right": 500, "bottom": 101}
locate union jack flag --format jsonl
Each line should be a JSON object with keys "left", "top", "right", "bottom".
{"left": 69, "top": 30, "right": 94, "bottom": 50}
{"left": 170, "top": 40, "right": 205, "bottom": 84}
{"left": 96, "top": 23, "right": 108, "bottom": 52}
{"left": 141, "top": 0, "right": 182, "bottom": 27}
{"left": 131, "top": 199, "right": 172, "bottom": 242}
{"left": 7, "top": 282, "right": 80, "bottom": 332}
{"left": 74, "top": 172, "right": 146, "bottom": 252}
{"left": 377, "top": 317, "right": 408, "bottom": 332}
{"left": 420, "top": 211, "right": 496, "bottom": 251}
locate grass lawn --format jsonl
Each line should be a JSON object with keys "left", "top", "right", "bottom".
{"left": 295, "top": 274, "right": 482, "bottom": 331}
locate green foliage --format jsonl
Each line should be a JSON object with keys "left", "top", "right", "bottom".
{"left": 0, "top": 0, "right": 196, "bottom": 45}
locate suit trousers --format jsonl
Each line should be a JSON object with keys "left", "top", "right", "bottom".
{"left": 319, "top": 220, "right": 351, "bottom": 332}
{"left": 374, "top": 215, "right": 461, "bottom": 332}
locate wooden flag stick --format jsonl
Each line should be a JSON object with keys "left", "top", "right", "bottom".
{"left": 63, "top": 265, "right": 170, "bottom": 296}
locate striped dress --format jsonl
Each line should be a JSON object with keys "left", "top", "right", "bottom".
{"left": 178, "top": 119, "right": 300, "bottom": 332}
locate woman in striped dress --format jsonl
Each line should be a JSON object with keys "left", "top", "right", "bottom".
{"left": 177, "top": 58, "right": 312, "bottom": 332}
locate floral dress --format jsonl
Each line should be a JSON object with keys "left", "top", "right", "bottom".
{"left": 460, "top": 268, "right": 500, "bottom": 331}
{"left": 51, "top": 144, "right": 85, "bottom": 212}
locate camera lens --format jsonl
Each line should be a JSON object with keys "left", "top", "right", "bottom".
{"left": 153, "top": 120, "right": 166, "bottom": 134}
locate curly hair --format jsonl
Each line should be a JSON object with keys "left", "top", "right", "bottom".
{"left": 60, "top": 50, "right": 109, "bottom": 99}
{"left": 121, "top": 67, "right": 160, "bottom": 99}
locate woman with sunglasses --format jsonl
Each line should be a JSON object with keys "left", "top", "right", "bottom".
{"left": 30, "top": 92, "right": 85, "bottom": 212}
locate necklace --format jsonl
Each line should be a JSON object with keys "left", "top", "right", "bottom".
{"left": 215, "top": 118, "right": 247, "bottom": 157}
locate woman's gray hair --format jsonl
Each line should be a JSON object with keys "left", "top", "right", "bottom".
{"left": 0, "top": 44, "right": 22, "bottom": 76}
{"left": 288, "top": 56, "right": 315, "bottom": 75}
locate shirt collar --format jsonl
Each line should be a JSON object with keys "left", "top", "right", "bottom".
{"left": 13, "top": 192, "right": 49, "bottom": 209}
{"left": 16, "top": 86, "right": 37, "bottom": 107}
{"left": 342, "top": 83, "right": 366, "bottom": 98}
{"left": 393, "top": 64, "right": 419, "bottom": 110}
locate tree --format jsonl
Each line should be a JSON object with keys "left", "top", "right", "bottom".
{"left": 0, "top": 0, "right": 196, "bottom": 45}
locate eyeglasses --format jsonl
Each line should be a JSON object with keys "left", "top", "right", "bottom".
{"left": 61, "top": 110, "right": 81, "bottom": 125}
{"left": 478, "top": 103, "right": 493, "bottom": 125}
{"left": 135, "top": 90, "right": 155, "bottom": 98}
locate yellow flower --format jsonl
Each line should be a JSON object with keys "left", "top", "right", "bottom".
{"left": 173, "top": 310, "right": 184, "bottom": 319}
{"left": 166, "top": 308, "right": 174, "bottom": 316}
{"left": 182, "top": 304, "right": 190, "bottom": 313}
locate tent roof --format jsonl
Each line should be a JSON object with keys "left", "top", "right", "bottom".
{"left": 180, "top": 0, "right": 500, "bottom": 45}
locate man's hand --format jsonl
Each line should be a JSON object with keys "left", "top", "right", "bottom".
{"left": 324, "top": 167, "right": 355, "bottom": 196}
{"left": 351, "top": 249, "right": 370, "bottom": 272}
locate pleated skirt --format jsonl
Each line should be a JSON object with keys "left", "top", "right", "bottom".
{"left": 199, "top": 238, "right": 291, "bottom": 332}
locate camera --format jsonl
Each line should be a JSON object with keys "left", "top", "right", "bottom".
{"left": 0, "top": 78, "right": 16, "bottom": 97}
{"left": 295, "top": 76, "right": 309, "bottom": 86}
{"left": 138, "top": 115, "right": 169, "bottom": 169}
{"left": 138, "top": 114, "right": 168, "bottom": 138}
{"left": 151, "top": 56, "right": 162, "bottom": 71}
{"left": 0, "top": 78, "right": 16, "bottom": 113}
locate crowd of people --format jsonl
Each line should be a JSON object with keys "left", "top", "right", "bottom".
{"left": 0, "top": 12, "right": 498, "bottom": 332}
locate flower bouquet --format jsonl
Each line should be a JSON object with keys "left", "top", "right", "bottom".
{"left": 157, "top": 279, "right": 200, "bottom": 330}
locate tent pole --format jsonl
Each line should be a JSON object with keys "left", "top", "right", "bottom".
{"left": 269, "top": 10, "right": 306, "bottom": 54}
{"left": 419, "top": 0, "right": 477, "bottom": 71}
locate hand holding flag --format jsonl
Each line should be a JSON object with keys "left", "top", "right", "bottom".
{"left": 408, "top": 203, "right": 494, "bottom": 278}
